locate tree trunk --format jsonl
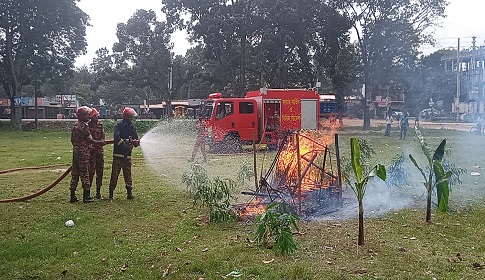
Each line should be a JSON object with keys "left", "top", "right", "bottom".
{"left": 363, "top": 61, "right": 371, "bottom": 131}
{"left": 426, "top": 188, "right": 432, "bottom": 223}
{"left": 239, "top": 30, "right": 246, "bottom": 97}
{"left": 358, "top": 200, "right": 365, "bottom": 245}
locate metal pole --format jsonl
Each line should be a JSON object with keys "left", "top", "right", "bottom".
{"left": 456, "top": 38, "right": 461, "bottom": 121}
{"left": 335, "top": 133, "right": 343, "bottom": 207}
{"left": 296, "top": 133, "right": 302, "bottom": 215}
{"left": 253, "top": 132, "right": 258, "bottom": 191}
{"left": 34, "top": 71, "right": 38, "bottom": 130}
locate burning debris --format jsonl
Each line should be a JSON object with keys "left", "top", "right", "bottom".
{"left": 237, "top": 120, "right": 343, "bottom": 218}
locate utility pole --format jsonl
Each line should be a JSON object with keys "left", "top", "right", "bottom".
{"left": 481, "top": 45, "right": 484, "bottom": 116}
{"left": 456, "top": 38, "right": 460, "bottom": 121}
{"left": 472, "top": 36, "right": 480, "bottom": 116}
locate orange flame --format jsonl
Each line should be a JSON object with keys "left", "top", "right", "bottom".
{"left": 238, "top": 198, "right": 267, "bottom": 216}
{"left": 275, "top": 119, "right": 341, "bottom": 195}
{"left": 239, "top": 118, "right": 342, "bottom": 217}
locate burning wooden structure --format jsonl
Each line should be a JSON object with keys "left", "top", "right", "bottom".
{"left": 238, "top": 127, "right": 343, "bottom": 218}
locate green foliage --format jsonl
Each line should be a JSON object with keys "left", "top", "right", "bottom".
{"left": 3, "top": 126, "right": 485, "bottom": 279}
{"left": 255, "top": 202, "right": 300, "bottom": 256}
{"left": 0, "top": 0, "right": 89, "bottom": 100}
{"left": 237, "top": 159, "right": 254, "bottom": 188}
{"left": 344, "top": 137, "right": 386, "bottom": 245}
{"left": 385, "top": 153, "right": 410, "bottom": 188}
{"left": 163, "top": 0, "right": 354, "bottom": 94}
{"left": 182, "top": 164, "right": 236, "bottom": 222}
{"left": 442, "top": 158, "right": 467, "bottom": 188}
{"left": 111, "top": 9, "right": 173, "bottom": 110}
{"left": 409, "top": 127, "right": 453, "bottom": 220}
{"left": 341, "top": 0, "right": 448, "bottom": 127}
{"left": 345, "top": 138, "right": 386, "bottom": 199}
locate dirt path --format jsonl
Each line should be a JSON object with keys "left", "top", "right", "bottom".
{"left": 343, "top": 118, "right": 474, "bottom": 132}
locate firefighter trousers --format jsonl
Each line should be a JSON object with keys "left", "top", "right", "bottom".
{"left": 70, "top": 149, "right": 91, "bottom": 191}
{"left": 109, "top": 157, "right": 132, "bottom": 190}
{"left": 89, "top": 149, "right": 104, "bottom": 188}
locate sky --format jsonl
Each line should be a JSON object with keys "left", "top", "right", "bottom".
{"left": 75, "top": 0, "right": 485, "bottom": 67}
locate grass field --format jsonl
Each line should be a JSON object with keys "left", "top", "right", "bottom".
{"left": 1, "top": 119, "right": 485, "bottom": 279}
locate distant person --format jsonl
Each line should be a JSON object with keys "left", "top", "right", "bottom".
{"left": 399, "top": 113, "right": 409, "bottom": 140}
{"left": 108, "top": 107, "right": 140, "bottom": 200}
{"left": 57, "top": 112, "right": 63, "bottom": 119}
{"left": 384, "top": 113, "right": 392, "bottom": 136}
{"left": 88, "top": 108, "right": 106, "bottom": 199}
{"left": 414, "top": 115, "right": 420, "bottom": 127}
{"left": 70, "top": 106, "right": 104, "bottom": 203}
{"left": 190, "top": 116, "right": 208, "bottom": 162}
{"left": 476, "top": 115, "right": 483, "bottom": 136}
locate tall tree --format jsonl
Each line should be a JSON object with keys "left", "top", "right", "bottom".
{"left": 164, "top": 0, "right": 353, "bottom": 96}
{"left": 111, "top": 9, "right": 173, "bottom": 116}
{"left": 335, "top": 0, "right": 447, "bottom": 130}
{"left": 0, "top": 0, "right": 88, "bottom": 126}
{"left": 163, "top": 0, "right": 252, "bottom": 96}
{"left": 401, "top": 50, "right": 456, "bottom": 117}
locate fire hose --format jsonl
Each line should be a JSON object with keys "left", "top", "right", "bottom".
{"left": 0, "top": 139, "right": 116, "bottom": 203}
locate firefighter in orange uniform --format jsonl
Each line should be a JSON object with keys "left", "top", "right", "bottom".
{"left": 190, "top": 116, "right": 207, "bottom": 162}
{"left": 108, "top": 107, "right": 140, "bottom": 200}
{"left": 88, "top": 108, "right": 106, "bottom": 199}
{"left": 70, "top": 106, "right": 105, "bottom": 203}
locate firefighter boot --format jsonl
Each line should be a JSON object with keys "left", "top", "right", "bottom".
{"left": 83, "top": 189, "right": 95, "bottom": 203}
{"left": 95, "top": 187, "right": 102, "bottom": 199}
{"left": 70, "top": 190, "right": 79, "bottom": 203}
{"left": 108, "top": 189, "right": 114, "bottom": 201}
{"left": 127, "top": 188, "right": 134, "bottom": 200}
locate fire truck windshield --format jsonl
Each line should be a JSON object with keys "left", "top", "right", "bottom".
{"left": 200, "top": 101, "right": 214, "bottom": 119}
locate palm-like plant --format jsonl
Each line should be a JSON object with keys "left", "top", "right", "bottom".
{"left": 344, "top": 138, "right": 386, "bottom": 246}
{"left": 409, "top": 127, "right": 452, "bottom": 223}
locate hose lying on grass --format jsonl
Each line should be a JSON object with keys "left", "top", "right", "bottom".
{"left": 0, "top": 139, "right": 117, "bottom": 203}
{"left": 0, "top": 165, "right": 72, "bottom": 203}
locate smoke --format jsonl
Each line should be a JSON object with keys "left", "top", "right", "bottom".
{"left": 138, "top": 119, "right": 484, "bottom": 221}
{"left": 311, "top": 141, "right": 431, "bottom": 221}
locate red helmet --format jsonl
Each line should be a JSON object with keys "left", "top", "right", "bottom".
{"left": 122, "top": 107, "right": 138, "bottom": 119}
{"left": 76, "top": 106, "right": 92, "bottom": 119}
{"left": 90, "top": 108, "right": 100, "bottom": 119}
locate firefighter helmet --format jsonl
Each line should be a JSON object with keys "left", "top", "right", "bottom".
{"left": 76, "top": 106, "right": 92, "bottom": 119}
{"left": 90, "top": 108, "right": 100, "bottom": 119}
{"left": 122, "top": 107, "right": 138, "bottom": 120}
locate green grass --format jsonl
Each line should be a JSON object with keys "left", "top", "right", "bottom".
{"left": 1, "top": 121, "right": 485, "bottom": 279}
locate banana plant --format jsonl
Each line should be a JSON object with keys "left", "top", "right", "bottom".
{"left": 409, "top": 127, "right": 453, "bottom": 223}
{"left": 344, "top": 138, "right": 386, "bottom": 246}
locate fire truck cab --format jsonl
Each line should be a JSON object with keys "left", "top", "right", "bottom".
{"left": 201, "top": 89, "right": 320, "bottom": 152}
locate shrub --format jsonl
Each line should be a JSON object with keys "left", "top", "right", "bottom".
{"left": 182, "top": 163, "right": 236, "bottom": 222}
{"left": 255, "top": 202, "right": 300, "bottom": 256}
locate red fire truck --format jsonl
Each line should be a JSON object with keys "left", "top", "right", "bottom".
{"left": 200, "top": 88, "right": 320, "bottom": 151}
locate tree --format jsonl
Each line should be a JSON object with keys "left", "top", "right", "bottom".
{"left": 336, "top": 0, "right": 448, "bottom": 130}
{"left": 0, "top": 0, "right": 88, "bottom": 126}
{"left": 401, "top": 50, "right": 456, "bottom": 117}
{"left": 111, "top": 9, "right": 173, "bottom": 117}
{"left": 163, "top": 0, "right": 252, "bottom": 96}
{"left": 163, "top": 0, "right": 354, "bottom": 96}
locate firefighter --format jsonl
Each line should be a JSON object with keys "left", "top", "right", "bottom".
{"left": 70, "top": 106, "right": 105, "bottom": 203}
{"left": 190, "top": 116, "right": 207, "bottom": 162}
{"left": 88, "top": 108, "right": 106, "bottom": 199}
{"left": 108, "top": 107, "right": 140, "bottom": 200}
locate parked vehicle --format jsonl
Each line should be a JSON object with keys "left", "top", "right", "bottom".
{"left": 200, "top": 89, "right": 320, "bottom": 152}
